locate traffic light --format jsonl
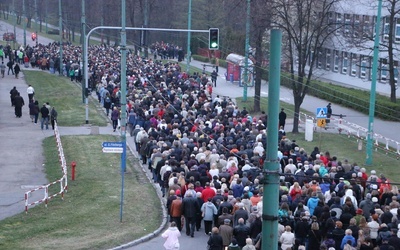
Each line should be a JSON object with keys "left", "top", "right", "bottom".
{"left": 209, "top": 28, "right": 219, "bottom": 50}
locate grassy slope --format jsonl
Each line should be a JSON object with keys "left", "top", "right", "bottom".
{"left": 0, "top": 135, "right": 161, "bottom": 249}
{"left": 23, "top": 70, "right": 107, "bottom": 126}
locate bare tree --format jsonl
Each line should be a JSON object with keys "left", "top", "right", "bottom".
{"left": 272, "top": 0, "right": 339, "bottom": 133}
{"left": 252, "top": 0, "right": 272, "bottom": 112}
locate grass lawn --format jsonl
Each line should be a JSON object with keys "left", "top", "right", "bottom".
{"left": 0, "top": 135, "right": 161, "bottom": 249}
{"left": 23, "top": 70, "right": 108, "bottom": 126}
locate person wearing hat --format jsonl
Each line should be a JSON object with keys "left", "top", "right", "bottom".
{"left": 219, "top": 218, "right": 233, "bottom": 248}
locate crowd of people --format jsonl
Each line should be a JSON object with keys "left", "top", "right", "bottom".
{"left": 8, "top": 41, "right": 400, "bottom": 250}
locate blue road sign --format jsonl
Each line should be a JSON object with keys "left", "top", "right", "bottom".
{"left": 102, "top": 142, "right": 123, "bottom": 148}
{"left": 316, "top": 107, "right": 327, "bottom": 118}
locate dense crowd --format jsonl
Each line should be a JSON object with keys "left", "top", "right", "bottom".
{"left": 9, "top": 41, "right": 400, "bottom": 250}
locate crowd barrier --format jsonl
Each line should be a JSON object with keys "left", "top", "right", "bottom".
{"left": 298, "top": 112, "right": 400, "bottom": 157}
{"left": 25, "top": 121, "right": 68, "bottom": 213}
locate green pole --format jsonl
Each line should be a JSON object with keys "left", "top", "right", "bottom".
{"left": 13, "top": 0, "right": 16, "bottom": 50}
{"left": 366, "top": 0, "right": 382, "bottom": 165}
{"left": 186, "top": 0, "right": 192, "bottom": 73}
{"left": 242, "top": 0, "right": 250, "bottom": 102}
{"left": 120, "top": 0, "right": 127, "bottom": 223}
{"left": 59, "top": 0, "right": 63, "bottom": 76}
{"left": 23, "top": 0, "right": 26, "bottom": 47}
{"left": 262, "top": 29, "right": 282, "bottom": 250}
{"left": 35, "top": 0, "right": 38, "bottom": 44}
{"left": 45, "top": 0, "right": 48, "bottom": 34}
{"left": 82, "top": 0, "right": 86, "bottom": 107}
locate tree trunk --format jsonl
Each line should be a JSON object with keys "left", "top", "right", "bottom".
{"left": 253, "top": 29, "right": 263, "bottom": 113}
{"left": 292, "top": 93, "right": 302, "bottom": 133}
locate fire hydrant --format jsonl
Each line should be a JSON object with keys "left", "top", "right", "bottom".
{"left": 71, "top": 161, "right": 76, "bottom": 181}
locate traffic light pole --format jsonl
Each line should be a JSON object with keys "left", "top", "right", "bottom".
{"left": 243, "top": 0, "right": 250, "bottom": 102}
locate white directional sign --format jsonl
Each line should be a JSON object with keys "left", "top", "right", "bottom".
{"left": 102, "top": 141, "right": 123, "bottom": 154}
{"left": 316, "top": 107, "right": 327, "bottom": 118}
{"left": 102, "top": 147, "right": 123, "bottom": 153}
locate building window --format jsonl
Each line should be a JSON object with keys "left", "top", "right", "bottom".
{"left": 384, "top": 17, "right": 390, "bottom": 41}
{"left": 326, "top": 49, "right": 331, "bottom": 70}
{"left": 336, "top": 13, "right": 342, "bottom": 35}
{"left": 342, "top": 52, "right": 348, "bottom": 74}
{"left": 363, "top": 15, "right": 371, "bottom": 38}
{"left": 395, "top": 19, "right": 400, "bottom": 42}
{"left": 334, "top": 51, "right": 339, "bottom": 72}
{"left": 381, "top": 64, "right": 387, "bottom": 82}
{"left": 361, "top": 60, "right": 367, "bottom": 78}
{"left": 317, "top": 51, "right": 322, "bottom": 69}
{"left": 351, "top": 54, "right": 357, "bottom": 76}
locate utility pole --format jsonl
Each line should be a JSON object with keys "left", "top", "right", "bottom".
{"left": 82, "top": 0, "right": 86, "bottom": 106}
{"left": 143, "top": 0, "right": 149, "bottom": 58}
{"left": 262, "top": 29, "right": 282, "bottom": 250}
{"left": 120, "top": 0, "right": 127, "bottom": 223}
{"left": 23, "top": 0, "right": 26, "bottom": 47}
{"left": 35, "top": 0, "right": 38, "bottom": 45}
{"left": 12, "top": 0, "right": 16, "bottom": 50}
{"left": 59, "top": 0, "right": 63, "bottom": 76}
{"left": 243, "top": 0, "right": 250, "bottom": 102}
{"left": 186, "top": 0, "right": 192, "bottom": 73}
{"left": 366, "top": 0, "right": 382, "bottom": 165}
{"left": 45, "top": 0, "right": 48, "bottom": 34}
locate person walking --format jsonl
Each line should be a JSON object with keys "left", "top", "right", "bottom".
{"left": 211, "top": 70, "right": 218, "bottom": 87}
{"left": 0, "top": 61, "right": 6, "bottom": 77}
{"left": 327, "top": 102, "right": 333, "bottom": 123}
{"left": 14, "top": 63, "right": 21, "bottom": 79}
{"left": 40, "top": 103, "right": 50, "bottom": 130}
{"left": 27, "top": 85, "right": 35, "bottom": 102}
{"left": 13, "top": 92, "right": 24, "bottom": 118}
{"left": 7, "top": 60, "right": 14, "bottom": 75}
{"left": 29, "top": 99, "right": 39, "bottom": 123}
{"left": 111, "top": 107, "right": 119, "bottom": 132}
{"left": 50, "top": 106, "right": 58, "bottom": 130}
{"left": 201, "top": 198, "right": 218, "bottom": 235}
{"left": 207, "top": 227, "right": 224, "bottom": 250}
{"left": 14, "top": 63, "right": 20, "bottom": 79}
{"left": 181, "top": 191, "right": 200, "bottom": 238}
{"left": 161, "top": 221, "right": 181, "bottom": 250}
{"left": 9, "top": 86, "right": 18, "bottom": 106}
{"left": 279, "top": 108, "right": 287, "bottom": 129}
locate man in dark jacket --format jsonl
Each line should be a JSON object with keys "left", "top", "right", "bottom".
{"left": 13, "top": 92, "right": 24, "bottom": 118}
{"left": 40, "top": 104, "right": 49, "bottom": 130}
{"left": 181, "top": 191, "right": 200, "bottom": 237}
{"left": 233, "top": 218, "right": 250, "bottom": 248}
